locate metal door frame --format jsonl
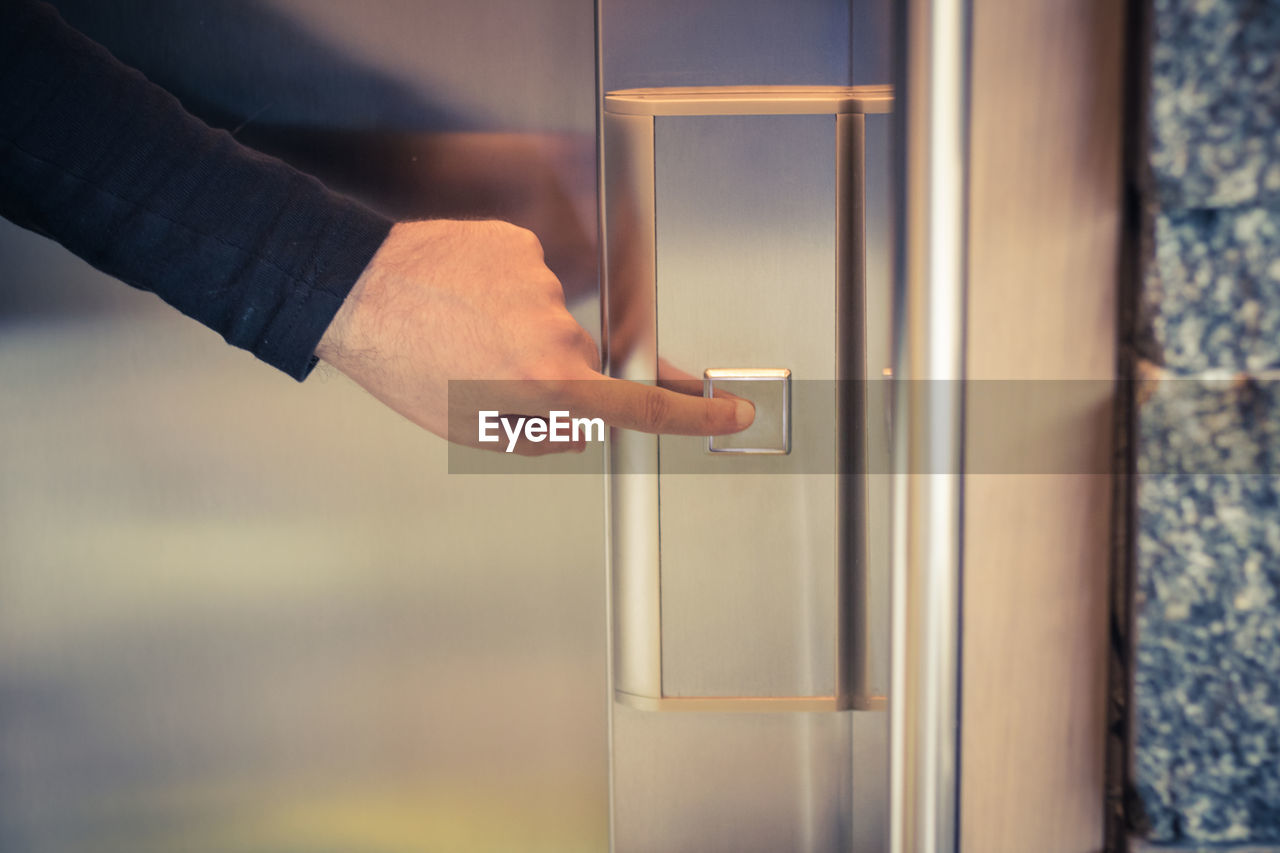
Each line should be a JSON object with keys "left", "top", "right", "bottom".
{"left": 889, "top": 1, "right": 970, "bottom": 851}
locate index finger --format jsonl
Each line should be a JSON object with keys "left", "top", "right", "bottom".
{"left": 563, "top": 373, "right": 754, "bottom": 436}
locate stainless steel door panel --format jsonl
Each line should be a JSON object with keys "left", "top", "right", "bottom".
{"left": 659, "top": 471, "right": 839, "bottom": 699}
{"left": 1, "top": 3, "right": 606, "bottom": 851}
{"left": 599, "top": 0, "right": 852, "bottom": 91}
{"left": 653, "top": 114, "right": 838, "bottom": 376}
{"left": 612, "top": 705, "right": 854, "bottom": 853}
{"left": 604, "top": 110, "right": 664, "bottom": 704}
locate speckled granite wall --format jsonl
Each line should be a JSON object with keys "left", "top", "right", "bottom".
{"left": 1130, "top": 0, "right": 1280, "bottom": 848}
{"left": 1146, "top": 0, "right": 1280, "bottom": 211}
{"left": 1133, "top": 373, "right": 1280, "bottom": 844}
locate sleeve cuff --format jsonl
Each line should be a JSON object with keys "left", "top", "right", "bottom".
{"left": 249, "top": 195, "right": 392, "bottom": 382}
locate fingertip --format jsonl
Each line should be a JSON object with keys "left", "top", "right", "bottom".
{"left": 734, "top": 399, "right": 755, "bottom": 430}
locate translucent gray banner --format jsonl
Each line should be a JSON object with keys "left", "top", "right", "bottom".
{"left": 444, "top": 378, "right": 1277, "bottom": 475}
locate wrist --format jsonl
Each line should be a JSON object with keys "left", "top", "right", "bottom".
{"left": 316, "top": 222, "right": 405, "bottom": 365}
{"left": 316, "top": 273, "right": 366, "bottom": 365}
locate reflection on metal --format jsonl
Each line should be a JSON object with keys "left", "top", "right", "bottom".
{"left": 3, "top": 3, "right": 607, "bottom": 851}
{"left": 889, "top": 0, "right": 970, "bottom": 851}
{"left": 606, "top": 85, "right": 892, "bottom": 116}
{"left": 602, "top": 87, "right": 891, "bottom": 714}
{"left": 617, "top": 691, "right": 847, "bottom": 713}
{"left": 610, "top": 703, "right": 860, "bottom": 853}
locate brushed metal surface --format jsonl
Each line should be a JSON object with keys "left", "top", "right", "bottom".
{"left": 603, "top": 111, "right": 662, "bottom": 701}
{"left": 599, "top": 0, "right": 853, "bottom": 92}
{"left": 862, "top": 112, "right": 895, "bottom": 705}
{"left": 602, "top": 99, "right": 886, "bottom": 711}
{"left": 889, "top": 0, "right": 970, "bottom": 851}
{"left": 838, "top": 111, "right": 871, "bottom": 710}
{"left": 961, "top": 1, "right": 1122, "bottom": 849}
{"left": 599, "top": 3, "right": 895, "bottom": 849}
{"left": 611, "top": 704, "right": 855, "bottom": 853}
{"left": 655, "top": 113, "right": 841, "bottom": 700}
{"left": 2, "top": 4, "right": 607, "bottom": 851}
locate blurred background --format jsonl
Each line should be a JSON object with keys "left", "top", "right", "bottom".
{"left": 0, "top": 1, "right": 607, "bottom": 850}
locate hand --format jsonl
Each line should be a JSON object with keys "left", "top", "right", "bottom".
{"left": 316, "top": 220, "right": 754, "bottom": 453}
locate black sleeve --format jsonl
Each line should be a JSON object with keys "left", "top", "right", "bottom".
{"left": 0, "top": 0, "right": 394, "bottom": 380}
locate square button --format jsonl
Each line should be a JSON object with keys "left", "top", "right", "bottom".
{"left": 705, "top": 368, "right": 791, "bottom": 454}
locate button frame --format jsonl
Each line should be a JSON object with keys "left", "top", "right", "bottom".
{"left": 704, "top": 368, "right": 792, "bottom": 455}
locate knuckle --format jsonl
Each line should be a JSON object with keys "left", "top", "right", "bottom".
{"left": 559, "top": 319, "right": 588, "bottom": 346}
{"left": 541, "top": 272, "right": 567, "bottom": 298}
{"left": 579, "top": 329, "right": 601, "bottom": 371}
{"left": 543, "top": 312, "right": 578, "bottom": 341}
{"left": 510, "top": 224, "right": 543, "bottom": 251}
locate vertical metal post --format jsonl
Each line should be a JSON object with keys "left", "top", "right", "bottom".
{"left": 889, "top": 0, "right": 970, "bottom": 850}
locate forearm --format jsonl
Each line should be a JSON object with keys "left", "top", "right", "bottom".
{"left": 0, "top": 0, "right": 392, "bottom": 379}
{"left": 0, "top": 2, "right": 751, "bottom": 443}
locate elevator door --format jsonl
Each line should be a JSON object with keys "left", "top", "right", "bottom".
{"left": 599, "top": 3, "right": 893, "bottom": 851}
{"left": 0, "top": 2, "right": 893, "bottom": 851}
